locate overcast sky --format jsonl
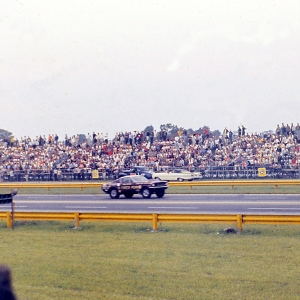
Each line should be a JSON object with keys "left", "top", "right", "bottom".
{"left": 1, "top": 1, "right": 300, "bottom": 139}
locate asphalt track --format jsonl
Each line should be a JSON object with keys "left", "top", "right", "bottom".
{"left": 1, "top": 194, "right": 300, "bottom": 215}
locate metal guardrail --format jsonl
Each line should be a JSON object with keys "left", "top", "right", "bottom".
{"left": 1, "top": 212, "right": 300, "bottom": 231}
{"left": 0, "top": 182, "right": 101, "bottom": 190}
{"left": 0, "top": 180, "right": 300, "bottom": 190}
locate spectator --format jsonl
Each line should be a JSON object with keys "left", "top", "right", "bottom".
{"left": 275, "top": 125, "right": 281, "bottom": 136}
{"left": 149, "top": 131, "right": 154, "bottom": 144}
{"left": 238, "top": 126, "right": 241, "bottom": 137}
{"left": 242, "top": 125, "right": 246, "bottom": 136}
{"left": 286, "top": 124, "right": 291, "bottom": 135}
{"left": 290, "top": 123, "right": 294, "bottom": 135}
{"left": 0, "top": 264, "right": 18, "bottom": 300}
{"left": 229, "top": 130, "right": 233, "bottom": 143}
{"left": 223, "top": 127, "right": 228, "bottom": 139}
{"left": 281, "top": 123, "right": 286, "bottom": 136}
{"left": 295, "top": 123, "right": 300, "bottom": 138}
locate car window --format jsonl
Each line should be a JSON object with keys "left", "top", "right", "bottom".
{"left": 120, "top": 177, "right": 132, "bottom": 184}
{"left": 131, "top": 175, "right": 148, "bottom": 183}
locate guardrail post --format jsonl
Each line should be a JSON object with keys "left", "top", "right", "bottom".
{"left": 6, "top": 212, "right": 12, "bottom": 228}
{"left": 74, "top": 212, "right": 80, "bottom": 228}
{"left": 152, "top": 214, "right": 158, "bottom": 231}
{"left": 11, "top": 201, "right": 15, "bottom": 230}
{"left": 237, "top": 214, "right": 243, "bottom": 232}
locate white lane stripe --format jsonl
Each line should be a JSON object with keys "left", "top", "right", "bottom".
{"left": 26, "top": 194, "right": 101, "bottom": 199}
{"left": 13, "top": 200, "right": 300, "bottom": 205}
{"left": 21, "top": 193, "right": 299, "bottom": 197}
{"left": 0, "top": 206, "right": 27, "bottom": 208}
{"left": 243, "top": 197, "right": 289, "bottom": 200}
{"left": 65, "top": 206, "right": 107, "bottom": 209}
{"left": 249, "top": 208, "right": 300, "bottom": 210}
{"left": 148, "top": 207, "right": 198, "bottom": 209}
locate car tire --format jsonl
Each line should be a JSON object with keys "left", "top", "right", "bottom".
{"left": 177, "top": 178, "right": 184, "bottom": 182}
{"left": 109, "top": 188, "right": 119, "bottom": 199}
{"left": 155, "top": 177, "right": 161, "bottom": 180}
{"left": 156, "top": 190, "right": 165, "bottom": 198}
{"left": 141, "top": 187, "right": 152, "bottom": 198}
{"left": 124, "top": 192, "right": 134, "bottom": 199}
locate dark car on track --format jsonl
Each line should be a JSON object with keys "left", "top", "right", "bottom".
{"left": 118, "top": 166, "right": 153, "bottom": 179}
{"left": 101, "top": 175, "right": 168, "bottom": 199}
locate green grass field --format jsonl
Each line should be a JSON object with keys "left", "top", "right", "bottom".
{"left": 1, "top": 183, "right": 299, "bottom": 299}
{"left": 1, "top": 222, "right": 300, "bottom": 300}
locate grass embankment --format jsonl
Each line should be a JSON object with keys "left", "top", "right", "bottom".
{"left": 1, "top": 222, "right": 300, "bottom": 300}
{"left": 1, "top": 182, "right": 300, "bottom": 194}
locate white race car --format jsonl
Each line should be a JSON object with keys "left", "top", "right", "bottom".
{"left": 152, "top": 168, "right": 198, "bottom": 182}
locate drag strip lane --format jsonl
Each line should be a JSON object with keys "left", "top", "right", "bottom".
{"left": 0, "top": 194, "right": 299, "bottom": 214}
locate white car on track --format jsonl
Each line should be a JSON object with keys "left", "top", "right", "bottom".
{"left": 152, "top": 168, "right": 201, "bottom": 182}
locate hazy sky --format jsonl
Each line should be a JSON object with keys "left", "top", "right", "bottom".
{"left": 1, "top": 1, "right": 300, "bottom": 139}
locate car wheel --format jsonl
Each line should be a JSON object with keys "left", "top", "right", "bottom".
{"left": 177, "top": 178, "right": 184, "bottom": 182}
{"left": 156, "top": 190, "right": 165, "bottom": 198}
{"left": 141, "top": 187, "right": 152, "bottom": 198}
{"left": 155, "top": 177, "right": 161, "bottom": 180}
{"left": 109, "top": 188, "right": 119, "bottom": 199}
{"left": 124, "top": 192, "right": 134, "bottom": 199}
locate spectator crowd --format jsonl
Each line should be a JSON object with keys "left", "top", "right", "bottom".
{"left": 1, "top": 123, "right": 300, "bottom": 181}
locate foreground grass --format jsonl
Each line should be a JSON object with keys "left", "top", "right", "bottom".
{"left": 1, "top": 222, "right": 300, "bottom": 299}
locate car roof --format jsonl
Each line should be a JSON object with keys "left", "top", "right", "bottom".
{"left": 121, "top": 175, "right": 147, "bottom": 179}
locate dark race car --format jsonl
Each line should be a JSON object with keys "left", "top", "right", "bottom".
{"left": 101, "top": 175, "right": 168, "bottom": 199}
{"left": 118, "top": 166, "right": 153, "bottom": 179}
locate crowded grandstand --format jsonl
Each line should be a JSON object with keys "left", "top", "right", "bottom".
{"left": 0, "top": 123, "right": 300, "bottom": 182}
